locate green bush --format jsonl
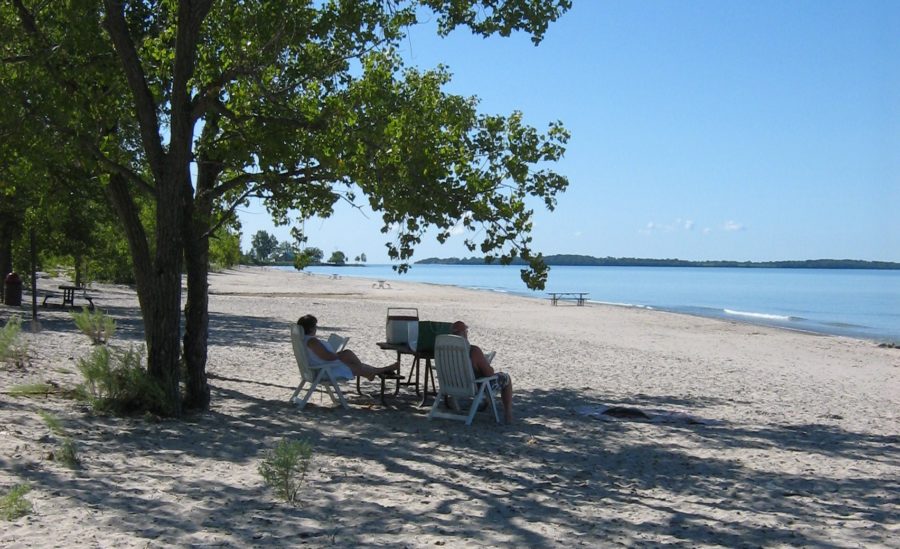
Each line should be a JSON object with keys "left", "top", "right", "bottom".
{"left": 0, "top": 484, "right": 32, "bottom": 521}
{"left": 38, "top": 411, "right": 80, "bottom": 469}
{"left": 209, "top": 226, "right": 242, "bottom": 269}
{"left": 0, "top": 316, "right": 21, "bottom": 358}
{"left": 76, "top": 344, "right": 167, "bottom": 415}
{"left": 0, "top": 316, "right": 28, "bottom": 367}
{"left": 57, "top": 438, "right": 80, "bottom": 469}
{"left": 258, "top": 438, "right": 314, "bottom": 504}
{"left": 71, "top": 307, "right": 115, "bottom": 345}
{"left": 38, "top": 410, "right": 65, "bottom": 435}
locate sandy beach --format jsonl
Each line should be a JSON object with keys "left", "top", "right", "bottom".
{"left": 1, "top": 266, "right": 898, "bottom": 547}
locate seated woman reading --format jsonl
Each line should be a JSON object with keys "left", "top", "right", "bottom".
{"left": 297, "top": 315, "right": 399, "bottom": 380}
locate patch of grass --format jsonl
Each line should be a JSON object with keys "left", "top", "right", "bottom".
{"left": 0, "top": 484, "right": 32, "bottom": 521}
{"left": 57, "top": 438, "right": 80, "bottom": 469}
{"left": 0, "top": 316, "right": 28, "bottom": 367}
{"left": 6, "top": 383, "right": 54, "bottom": 397}
{"left": 258, "top": 438, "right": 314, "bottom": 504}
{"left": 77, "top": 344, "right": 168, "bottom": 415}
{"left": 0, "top": 316, "right": 21, "bottom": 357}
{"left": 71, "top": 307, "right": 115, "bottom": 345}
{"left": 38, "top": 410, "right": 65, "bottom": 435}
{"left": 37, "top": 411, "right": 81, "bottom": 469}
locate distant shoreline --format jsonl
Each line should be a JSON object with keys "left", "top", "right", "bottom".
{"left": 414, "top": 255, "right": 900, "bottom": 270}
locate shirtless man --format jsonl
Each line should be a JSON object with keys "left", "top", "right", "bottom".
{"left": 451, "top": 320, "right": 513, "bottom": 423}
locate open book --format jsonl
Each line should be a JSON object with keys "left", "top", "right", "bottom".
{"left": 326, "top": 334, "right": 349, "bottom": 352}
{"left": 485, "top": 350, "right": 496, "bottom": 365}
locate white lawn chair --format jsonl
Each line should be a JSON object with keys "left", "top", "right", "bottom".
{"left": 428, "top": 334, "right": 501, "bottom": 425}
{"left": 289, "top": 324, "right": 352, "bottom": 409}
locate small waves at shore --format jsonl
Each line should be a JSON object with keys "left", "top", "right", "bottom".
{"left": 592, "top": 300, "right": 654, "bottom": 310}
{"left": 283, "top": 264, "right": 900, "bottom": 342}
{"left": 724, "top": 309, "right": 800, "bottom": 322}
{"left": 682, "top": 306, "right": 881, "bottom": 340}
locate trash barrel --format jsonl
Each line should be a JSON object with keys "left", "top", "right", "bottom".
{"left": 3, "top": 272, "right": 22, "bottom": 306}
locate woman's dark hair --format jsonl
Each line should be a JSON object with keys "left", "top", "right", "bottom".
{"left": 297, "top": 314, "right": 317, "bottom": 335}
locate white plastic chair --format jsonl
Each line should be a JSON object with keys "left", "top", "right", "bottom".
{"left": 288, "top": 324, "right": 352, "bottom": 409}
{"left": 428, "top": 334, "right": 501, "bottom": 425}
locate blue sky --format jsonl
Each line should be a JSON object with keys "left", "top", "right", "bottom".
{"left": 238, "top": 0, "right": 899, "bottom": 263}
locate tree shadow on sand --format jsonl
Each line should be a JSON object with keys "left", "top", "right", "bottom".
{"left": 5, "top": 378, "right": 896, "bottom": 547}
{"left": 11, "top": 302, "right": 334, "bottom": 349}
{"left": 5, "top": 305, "right": 895, "bottom": 547}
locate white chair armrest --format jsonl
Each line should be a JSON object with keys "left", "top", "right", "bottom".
{"left": 308, "top": 363, "right": 349, "bottom": 376}
{"left": 474, "top": 375, "right": 498, "bottom": 383}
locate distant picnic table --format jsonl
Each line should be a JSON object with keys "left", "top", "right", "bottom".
{"left": 42, "top": 285, "right": 95, "bottom": 310}
{"left": 548, "top": 292, "right": 589, "bottom": 306}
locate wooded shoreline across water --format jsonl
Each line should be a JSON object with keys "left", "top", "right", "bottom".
{"left": 415, "top": 255, "right": 900, "bottom": 269}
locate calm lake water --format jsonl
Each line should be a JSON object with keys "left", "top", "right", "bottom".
{"left": 279, "top": 264, "right": 900, "bottom": 343}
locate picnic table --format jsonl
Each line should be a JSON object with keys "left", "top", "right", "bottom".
{"left": 43, "top": 285, "right": 95, "bottom": 310}
{"left": 548, "top": 292, "right": 589, "bottom": 306}
{"left": 376, "top": 341, "right": 436, "bottom": 407}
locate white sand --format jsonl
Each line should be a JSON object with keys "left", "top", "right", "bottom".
{"left": 1, "top": 266, "right": 898, "bottom": 547}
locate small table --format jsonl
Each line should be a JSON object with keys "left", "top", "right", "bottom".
{"left": 548, "top": 292, "right": 589, "bottom": 306}
{"left": 377, "top": 342, "right": 436, "bottom": 407}
{"left": 43, "top": 285, "right": 94, "bottom": 310}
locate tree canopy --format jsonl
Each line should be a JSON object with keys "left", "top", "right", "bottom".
{"left": 328, "top": 250, "right": 346, "bottom": 265}
{"left": 1, "top": 0, "right": 572, "bottom": 414}
{"left": 250, "top": 230, "right": 279, "bottom": 263}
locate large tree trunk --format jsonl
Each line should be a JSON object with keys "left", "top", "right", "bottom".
{"left": 0, "top": 218, "right": 15, "bottom": 282}
{"left": 182, "top": 195, "right": 211, "bottom": 411}
{"left": 106, "top": 174, "right": 183, "bottom": 416}
{"left": 0, "top": 221, "right": 12, "bottom": 304}
{"left": 102, "top": 0, "right": 214, "bottom": 415}
{"left": 151, "top": 164, "right": 188, "bottom": 416}
{"left": 181, "top": 115, "right": 224, "bottom": 411}
{"left": 73, "top": 252, "right": 83, "bottom": 288}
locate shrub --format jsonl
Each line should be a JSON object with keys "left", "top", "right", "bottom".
{"left": 38, "top": 410, "right": 65, "bottom": 435}
{"left": 0, "top": 484, "right": 32, "bottom": 521}
{"left": 71, "top": 307, "right": 115, "bottom": 345}
{"left": 37, "top": 411, "right": 80, "bottom": 469}
{"left": 258, "top": 438, "right": 314, "bottom": 504}
{"left": 76, "top": 344, "right": 167, "bottom": 415}
{"left": 0, "top": 316, "right": 28, "bottom": 367}
{"left": 0, "top": 316, "right": 21, "bottom": 358}
{"left": 209, "top": 226, "right": 242, "bottom": 269}
{"left": 57, "top": 438, "right": 80, "bottom": 469}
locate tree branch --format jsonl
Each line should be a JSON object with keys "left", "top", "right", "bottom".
{"left": 101, "top": 0, "right": 168, "bottom": 182}
{"left": 213, "top": 165, "right": 331, "bottom": 199}
{"left": 203, "top": 188, "right": 255, "bottom": 238}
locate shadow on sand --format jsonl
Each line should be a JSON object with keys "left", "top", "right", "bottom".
{"left": 4, "top": 305, "right": 897, "bottom": 547}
